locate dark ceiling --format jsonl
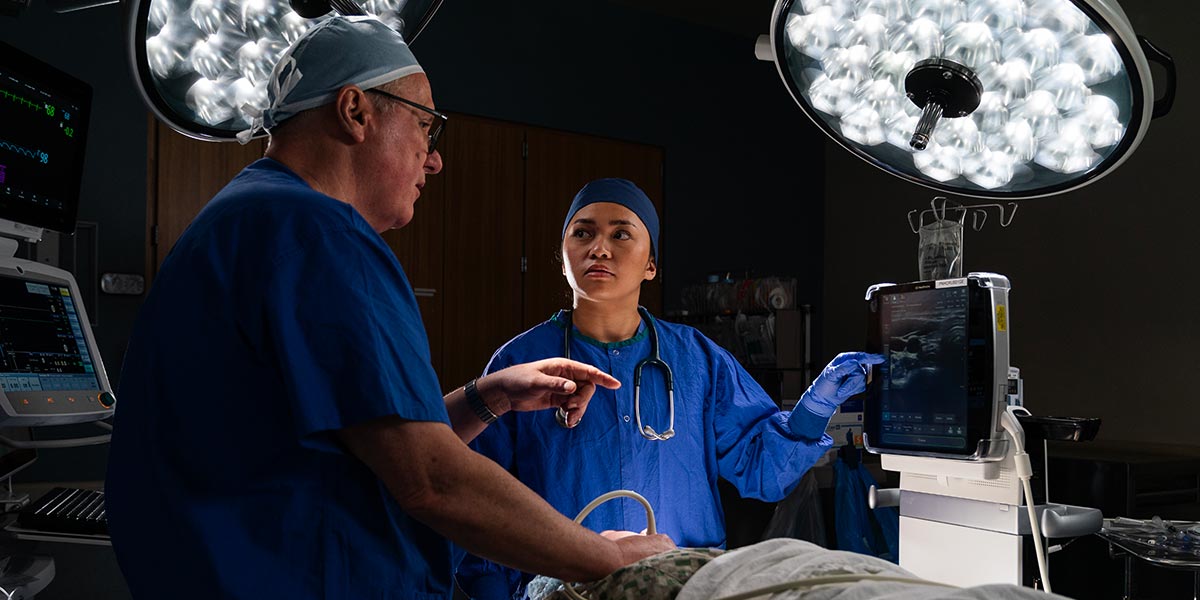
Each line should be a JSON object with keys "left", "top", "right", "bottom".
{"left": 609, "top": 0, "right": 780, "bottom": 40}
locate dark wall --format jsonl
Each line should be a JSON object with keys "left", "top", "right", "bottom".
{"left": 821, "top": 0, "right": 1197, "bottom": 447}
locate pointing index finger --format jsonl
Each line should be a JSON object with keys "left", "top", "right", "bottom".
{"left": 583, "top": 366, "right": 621, "bottom": 390}
{"left": 560, "top": 360, "right": 620, "bottom": 390}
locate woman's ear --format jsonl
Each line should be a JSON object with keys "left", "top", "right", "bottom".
{"left": 644, "top": 256, "right": 658, "bottom": 282}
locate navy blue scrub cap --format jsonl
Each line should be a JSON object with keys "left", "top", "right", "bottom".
{"left": 237, "top": 16, "right": 424, "bottom": 143}
{"left": 562, "top": 179, "right": 659, "bottom": 258}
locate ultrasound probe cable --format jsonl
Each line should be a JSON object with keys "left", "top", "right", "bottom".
{"left": 1000, "top": 406, "right": 1053, "bottom": 594}
{"left": 562, "top": 490, "right": 657, "bottom": 600}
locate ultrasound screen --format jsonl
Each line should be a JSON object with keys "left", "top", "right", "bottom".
{"left": 878, "top": 285, "right": 969, "bottom": 450}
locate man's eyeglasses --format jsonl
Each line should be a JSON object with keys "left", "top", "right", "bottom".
{"left": 365, "top": 89, "right": 448, "bottom": 154}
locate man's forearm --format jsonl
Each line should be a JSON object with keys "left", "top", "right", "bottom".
{"left": 405, "top": 437, "right": 625, "bottom": 582}
{"left": 444, "top": 384, "right": 488, "bottom": 443}
{"left": 341, "top": 419, "right": 624, "bottom": 582}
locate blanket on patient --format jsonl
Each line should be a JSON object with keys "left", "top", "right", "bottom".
{"left": 528, "top": 548, "right": 725, "bottom": 600}
{"left": 678, "top": 538, "right": 1075, "bottom": 599}
{"left": 531, "top": 538, "right": 1075, "bottom": 600}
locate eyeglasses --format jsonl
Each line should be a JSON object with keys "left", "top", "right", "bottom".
{"left": 365, "top": 89, "right": 448, "bottom": 154}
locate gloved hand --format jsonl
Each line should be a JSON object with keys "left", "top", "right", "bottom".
{"left": 789, "top": 352, "right": 885, "bottom": 440}
{"left": 801, "top": 352, "right": 885, "bottom": 417}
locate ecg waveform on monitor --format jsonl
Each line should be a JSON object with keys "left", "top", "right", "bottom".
{"left": 0, "top": 89, "right": 58, "bottom": 118}
{"left": 0, "top": 139, "right": 49, "bottom": 164}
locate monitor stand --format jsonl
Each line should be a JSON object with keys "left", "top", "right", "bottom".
{"left": 869, "top": 414, "right": 1103, "bottom": 589}
{"left": 0, "top": 237, "right": 17, "bottom": 260}
{"left": 0, "top": 219, "right": 43, "bottom": 245}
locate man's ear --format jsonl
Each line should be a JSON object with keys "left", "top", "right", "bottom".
{"left": 644, "top": 256, "right": 658, "bottom": 282}
{"left": 333, "top": 85, "right": 371, "bottom": 143}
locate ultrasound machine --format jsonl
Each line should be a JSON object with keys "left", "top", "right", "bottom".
{"left": 0, "top": 39, "right": 116, "bottom": 598}
{"left": 862, "top": 273, "right": 1102, "bottom": 593}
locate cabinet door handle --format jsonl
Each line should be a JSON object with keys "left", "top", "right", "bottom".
{"left": 413, "top": 288, "right": 437, "bottom": 298}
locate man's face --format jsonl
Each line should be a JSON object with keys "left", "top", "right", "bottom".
{"left": 363, "top": 74, "right": 444, "bottom": 231}
{"left": 562, "top": 201, "right": 656, "bottom": 305}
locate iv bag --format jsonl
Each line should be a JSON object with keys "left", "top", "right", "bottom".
{"left": 917, "top": 218, "right": 964, "bottom": 280}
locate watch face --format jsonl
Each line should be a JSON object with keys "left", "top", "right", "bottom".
{"left": 466, "top": 380, "right": 497, "bottom": 424}
{"left": 865, "top": 278, "right": 995, "bottom": 457}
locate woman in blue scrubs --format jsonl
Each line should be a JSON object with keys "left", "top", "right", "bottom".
{"left": 456, "top": 178, "right": 881, "bottom": 599}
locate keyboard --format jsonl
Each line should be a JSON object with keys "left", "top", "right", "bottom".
{"left": 17, "top": 487, "right": 108, "bottom": 536}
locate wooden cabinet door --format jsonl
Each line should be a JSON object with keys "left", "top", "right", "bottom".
{"left": 523, "top": 128, "right": 664, "bottom": 328}
{"left": 148, "top": 119, "right": 266, "bottom": 280}
{"left": 436, "top": 114, "right": 526, "bottom": 390}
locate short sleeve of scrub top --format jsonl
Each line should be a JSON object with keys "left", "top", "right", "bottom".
{"left": 264, "top": 224, "right": 448, "bottom": 448}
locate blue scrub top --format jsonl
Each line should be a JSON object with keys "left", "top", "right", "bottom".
{"left": 106, "top": 158, "right": 454, "bottom": 599}
{"left": 456, "top": 310, "right": 833, "bottom": 599}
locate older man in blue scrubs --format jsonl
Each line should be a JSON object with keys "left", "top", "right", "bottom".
{"left": 105, "top": 18, "right": 672, "bottom": 600}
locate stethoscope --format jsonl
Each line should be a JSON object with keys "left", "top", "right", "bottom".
{"left": 556, "top": 306, "right": 676, "bottom": 441}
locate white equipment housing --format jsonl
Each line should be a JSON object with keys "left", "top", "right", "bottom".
{"left": 864, "top": 273, "right": 1101, "bottom": 589}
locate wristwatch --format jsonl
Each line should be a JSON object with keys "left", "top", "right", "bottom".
{"left": 465, "top": 378, "right": 497, "bottom": 424}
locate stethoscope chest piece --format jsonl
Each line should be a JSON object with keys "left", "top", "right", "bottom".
{"left": 554, "top": 406, "right": 578, "bottom": 428}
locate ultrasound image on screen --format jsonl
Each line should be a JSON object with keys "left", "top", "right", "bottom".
{"left": 879, "top": 286, "right": 969, "bottom": 450}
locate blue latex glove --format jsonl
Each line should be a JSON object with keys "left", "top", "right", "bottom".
{"left": 802, "top": 352, "right": 886, "bottom": 417}
{"left": 789, "top": 352, "right": 885, "bottom": 440}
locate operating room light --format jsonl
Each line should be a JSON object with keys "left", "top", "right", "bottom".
{"left": 126, "top": 0, "right": 443, "bottom": 141}
{"left": 759, "top": 0, "right": 1177, "bottom": 199}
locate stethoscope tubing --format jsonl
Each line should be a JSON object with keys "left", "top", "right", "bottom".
{"left": 561, "top": 307, "right": 675, "bottom": 441}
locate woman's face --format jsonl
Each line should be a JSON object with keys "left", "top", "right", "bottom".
{"left": 562, "top": 201, "right": 657, "bottom": 304}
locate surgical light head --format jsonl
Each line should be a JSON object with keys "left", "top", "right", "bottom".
{"left": 126, "top": 0, "right": 442, "bottom": 142}
{"left": 757, "top": 0, "right": 1178, "bottom": 199}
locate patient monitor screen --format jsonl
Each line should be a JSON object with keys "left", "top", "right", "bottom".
{"left": 0, "top": 273, "right": 99, "bottom": 393}
{"left": 0, "top": 41, "right": 92, "bottom": 233}
{"left": 878, "top": 286, "right": 970, "bottom": 450}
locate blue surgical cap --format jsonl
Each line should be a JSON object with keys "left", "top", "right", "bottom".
{"left": 562, "top": 179, "right": 659, "bottom": 258}
{"left": 237, "top": 16, "right": 424, "bottom": 143}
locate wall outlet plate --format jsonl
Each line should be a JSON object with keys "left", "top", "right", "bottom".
{"left": 100, "top": 273, "right": 144, "bottom": 295}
